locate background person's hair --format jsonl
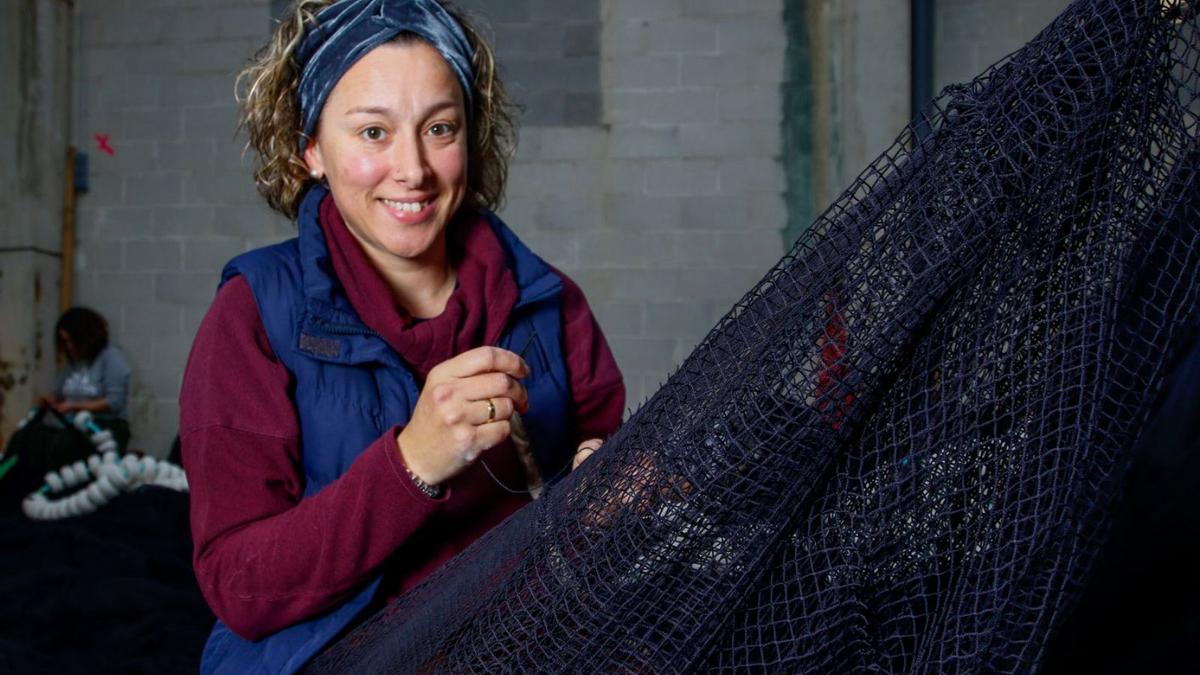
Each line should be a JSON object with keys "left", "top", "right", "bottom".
{"left": 55, "top": 307, "right": 110, "bottom": 364}
{"left": 237, "top": 0, "right": 517, "bottom": 220}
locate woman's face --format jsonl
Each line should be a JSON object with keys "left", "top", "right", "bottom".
{"left": 58, "top": 329, "right": 77, "bottom": 361}
{"left": 304, "top": 41, "right": 468, "bottom": 272}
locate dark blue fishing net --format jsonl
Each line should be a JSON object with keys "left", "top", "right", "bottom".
{"left": 309, "top": 0, "right": 1200, "bottom": 671}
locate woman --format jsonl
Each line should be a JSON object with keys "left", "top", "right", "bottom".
{"left": 2, "top": 306, "right": 132, "bottom": 510}
{"left": 39, "top": 306, "right": 132, "bottom": 445}
{"left": 179, "top": 1, "right": 624, "bottom": 673}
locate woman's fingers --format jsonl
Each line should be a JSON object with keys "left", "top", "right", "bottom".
{"left": 400, "top": 348, "right": 533, "bottom": 485}
{"left": 468, "top": 420, "right": 512, "bottom": 460}
{"left": 572, "top": 438, "right": 603, "bottom": 470}
{"left": 457, "top": 372, "right": 528, "bottom": 413}
{"left": 434, "top": 346, "right": 529, "bottom": 380}
{"left": 572, "top": 448, "right": 593, "bottom": 471}
{"left": 472, "top": 396, "right": 517, "bottom": 425}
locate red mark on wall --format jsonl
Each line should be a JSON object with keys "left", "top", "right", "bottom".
{"left": 94, "top": 133, "right": 115, "bottom": 156}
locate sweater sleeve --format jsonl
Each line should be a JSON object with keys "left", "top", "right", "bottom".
{"left": 552, "top": 269, "right": 626, "bottom": 446}
{"left": 98, "top": 346, "right": 132, "bottom": 418}
{"left": 180, "top": 276, "right": 444, "bottom": 640}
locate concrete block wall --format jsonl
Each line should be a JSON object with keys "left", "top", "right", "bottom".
{"left": 795, "top": 0, "right": 911, "bottom": 238}
{"left": 499, "top": 0, "right": 788, "bottom": 407}
{"left": 460, "top": 0, "right": 602, "bottom": 126}
{"left": 933, "top": 0, "right": 1073, "bottom": 92}
{"left": 73, "top": 0, "right": 285, "bottom": 455}
{"left": 785, "top": 0, "right": 1073, "bottom": 246}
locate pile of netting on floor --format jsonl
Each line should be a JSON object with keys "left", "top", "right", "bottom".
{"left": 311, "top": 0, "right": 1200, "bottom": 671}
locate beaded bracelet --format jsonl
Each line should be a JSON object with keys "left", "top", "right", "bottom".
{"left": 403, "top": 463, "right": 443, "bottom": 499}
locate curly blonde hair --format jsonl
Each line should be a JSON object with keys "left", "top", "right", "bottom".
{"left": 237, "top": 0, "right": 517, "bottom": 220}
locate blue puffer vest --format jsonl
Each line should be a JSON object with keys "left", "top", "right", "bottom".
{"left": 200, "top": 187, "right": 573, "bottom": 674}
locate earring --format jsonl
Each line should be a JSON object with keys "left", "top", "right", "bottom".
{"left": 310, "top": 169, "right": 323, "bottom": 180}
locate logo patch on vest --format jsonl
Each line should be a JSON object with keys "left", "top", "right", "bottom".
{"left": 299, "top": 333, "right": 341, "bottom": 358}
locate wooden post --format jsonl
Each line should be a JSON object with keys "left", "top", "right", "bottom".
{"left": 60, "top": 145, "right": 77, "bottom": 312}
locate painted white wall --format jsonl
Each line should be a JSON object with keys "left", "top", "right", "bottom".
{"left": 0, "top": 0, "right": 72, "bottom": 443}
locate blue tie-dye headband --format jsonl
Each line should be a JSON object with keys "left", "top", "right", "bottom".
{"left": 295, "top": 0, "right": 475, "bottom": 152}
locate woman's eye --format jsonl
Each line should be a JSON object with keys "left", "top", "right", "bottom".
{"left": 361, "top": 127, "right": 386, "bottom": 141}
{"left": 428, "top": 123, "right": 456, "bottom": 137}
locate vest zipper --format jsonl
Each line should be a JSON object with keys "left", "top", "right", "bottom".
{"left": 309, "top": 316, "right": 380, "bottom": 338}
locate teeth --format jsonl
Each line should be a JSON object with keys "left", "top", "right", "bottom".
{"left": 382, "top": 198, "right": 427, "bottom": 213}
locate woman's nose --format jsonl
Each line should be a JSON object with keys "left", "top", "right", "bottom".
{"left": 390, "top": 136, "right": 429, "bottom": 186}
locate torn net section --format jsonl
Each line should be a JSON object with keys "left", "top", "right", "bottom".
{"left": 311, "top": 0, "right": 1200, "bottom": 671}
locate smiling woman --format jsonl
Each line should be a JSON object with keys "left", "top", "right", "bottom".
{"left": 177, "top": 2, "right": 626, "bottom": 673}
{"left": 303, "top": 41, "right": 468, "bottom": 315}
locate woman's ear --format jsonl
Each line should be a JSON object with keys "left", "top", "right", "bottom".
{"left": 304, "top": 141, "right": 325, "bottom": 180}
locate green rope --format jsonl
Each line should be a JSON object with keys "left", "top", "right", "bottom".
{"left": 0, "top": 455, "right": 18, "bottom": 482}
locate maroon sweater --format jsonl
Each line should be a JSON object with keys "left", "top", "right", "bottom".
{"left": 180, "top": 202, "right": 624, "bottom": 640}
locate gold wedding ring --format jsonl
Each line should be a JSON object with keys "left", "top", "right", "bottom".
{"left": 485, "top": 398, "right": 496, "bottom": 423}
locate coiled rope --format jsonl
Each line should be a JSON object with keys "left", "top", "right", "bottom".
{"left": 21, "top": 410, "right": 188, "bottom": 521}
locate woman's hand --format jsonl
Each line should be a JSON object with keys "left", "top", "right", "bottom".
{"left": 398, "top": 347, "right": 530, "bottom": 486}
{"left": 52, "top": 398, "right": 111, "bottom": 414}
{"left": 34, "top": 393, "right": 59, "bottom": 409}
{"left": 572, "top": 438, "right": 603, "bottom": 470}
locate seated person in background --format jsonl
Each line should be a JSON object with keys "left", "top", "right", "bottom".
{"left": 1, "top": 307, "right": 133, "bottom": 510}
{"left": 36, "top": 306, "right": 132, "bottom": 449}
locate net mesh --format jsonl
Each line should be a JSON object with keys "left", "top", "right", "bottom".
{"left": 309, "top": 0, "right": 1200, "bottom": 671}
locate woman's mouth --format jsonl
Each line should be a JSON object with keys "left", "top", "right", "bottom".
{"left": 381, "top": 198, "right": 430, "bottom": 213}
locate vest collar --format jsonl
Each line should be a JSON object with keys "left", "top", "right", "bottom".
{"left": 292, "top": 186, "right": 562, "bottom": 366}
{"left": 295, "top": 186, "right": 400, "bottom": 366}
{"left": 483, "top": 211, "right": 562, "bottom": 309}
